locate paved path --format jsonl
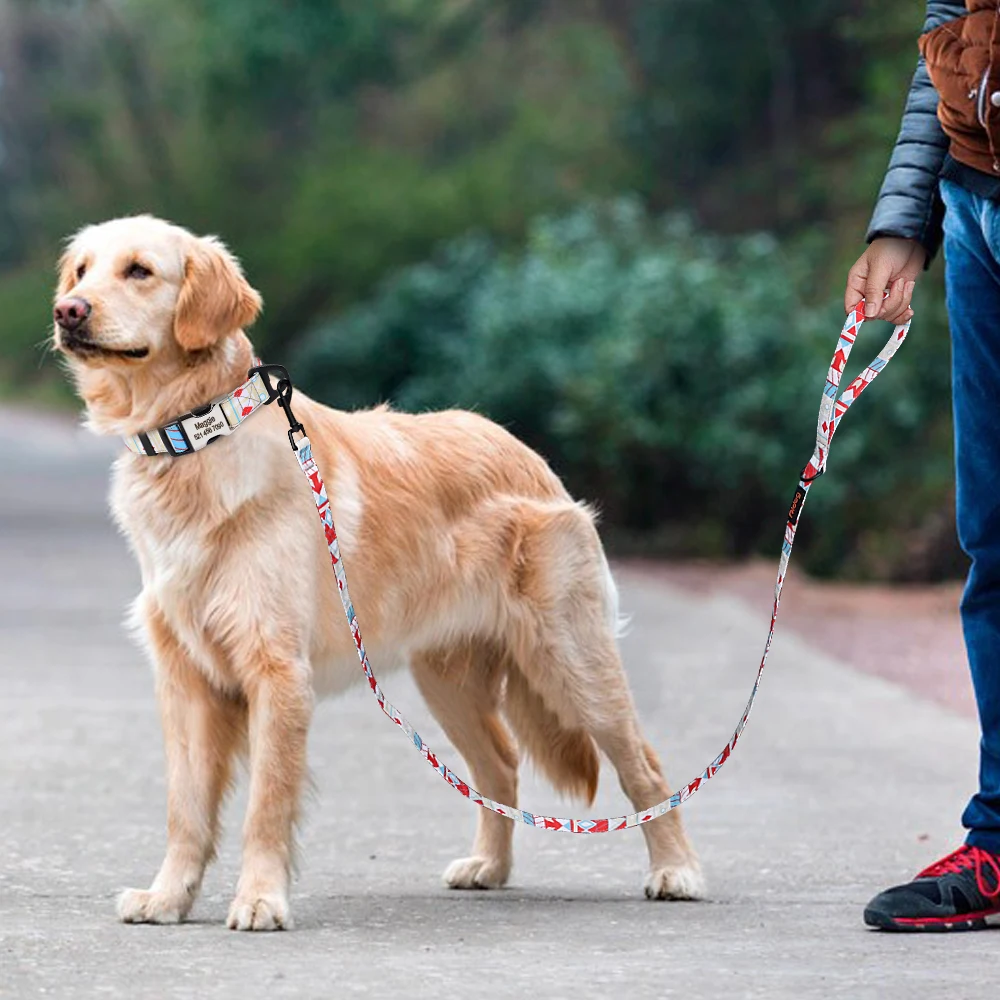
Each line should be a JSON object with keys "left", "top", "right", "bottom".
{"left": 0, "top": 407, "right": 990, "bottom": 998}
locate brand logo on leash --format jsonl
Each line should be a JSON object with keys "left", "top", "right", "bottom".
{"left": 788, "top": 486, "right": 807, "bottom": 527}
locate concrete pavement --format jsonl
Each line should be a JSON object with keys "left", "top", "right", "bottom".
{"left": 0, "top": 405, "right": 991, "bottom": 999}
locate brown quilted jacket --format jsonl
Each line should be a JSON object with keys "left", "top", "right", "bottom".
{"left": 921, "top": 0, "right": 1000, "bottom": 175}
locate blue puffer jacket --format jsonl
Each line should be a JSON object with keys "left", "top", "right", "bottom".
{"left": 866, "top": 0, "right": 966, "bottom": 258}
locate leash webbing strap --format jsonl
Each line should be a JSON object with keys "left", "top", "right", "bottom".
{"left": 293, "top": 299, "right": 909, "bottom": 832}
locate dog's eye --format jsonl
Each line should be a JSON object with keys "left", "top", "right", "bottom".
{"left": 75, "top": 264, "right": 86, "bottom": 281}
{"left": 125, "top": 262, "right": 152, "bottom": 280}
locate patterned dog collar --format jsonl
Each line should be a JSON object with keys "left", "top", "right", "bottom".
{"left": 123, "top": 368, "right": 270, "bottom": 457}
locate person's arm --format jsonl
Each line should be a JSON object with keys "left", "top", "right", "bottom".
{"left": 847, "top": 0, "right": 962, "bottom": 322}
{"left": 866, "top": 0, "right": 959, "bottom": 257}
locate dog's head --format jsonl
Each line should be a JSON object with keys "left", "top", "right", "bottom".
{"left": 53, "top": 215, "right": 262, "bottom": 430}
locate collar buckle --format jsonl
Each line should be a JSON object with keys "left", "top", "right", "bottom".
{"left": 173, "top": 399, "right": 234, "bottom": 453}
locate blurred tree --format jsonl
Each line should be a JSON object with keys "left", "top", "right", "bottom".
{"left": 0, "top": 0, "right": 638, "bottom": 373}
{"left": 602, "top": 0, "right": 867, "bottom": 230}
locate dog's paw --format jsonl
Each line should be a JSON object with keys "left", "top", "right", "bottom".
{"left": 644, "top": 861, "right": 706, "bottom": 901}
{"left": 117, "top": 887, "right": 189, "bottom": 925}
{"left": 443, "top": 855, "right": 510, "bottom": 890}
{"left": 226, "top": 892, "right": 291, "bottom": 931}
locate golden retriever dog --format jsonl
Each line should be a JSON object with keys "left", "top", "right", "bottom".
{"left": 52, "top": 215, "right": 703, "bottom": 931}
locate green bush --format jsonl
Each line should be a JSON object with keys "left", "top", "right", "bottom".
{"left": 293, "top": 199, "right": 961, "bottom": 580}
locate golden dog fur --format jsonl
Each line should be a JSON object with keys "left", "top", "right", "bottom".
{"left": 53, "top": 215, "right": 703, "bottom": 931}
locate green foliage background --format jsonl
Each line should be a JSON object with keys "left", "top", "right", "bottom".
{"left": 0, "top": 0, "right": 960, "bottom": 578}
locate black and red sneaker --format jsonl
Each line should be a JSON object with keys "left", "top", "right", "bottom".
{"left": 864, "top": 845, "right": 1000, "bottom": 931}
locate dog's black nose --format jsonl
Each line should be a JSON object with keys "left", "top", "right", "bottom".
{"left": 53, "top": 296, "right": 92, "bottom": 332}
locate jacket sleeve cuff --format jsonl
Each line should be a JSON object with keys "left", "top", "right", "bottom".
{"left": 866, "top": 184, "right": 944, "bottom": 267}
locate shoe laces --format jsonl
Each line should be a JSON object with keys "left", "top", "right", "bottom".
{"left": 918, "top": 845, "right": 1000, "bottom": 898}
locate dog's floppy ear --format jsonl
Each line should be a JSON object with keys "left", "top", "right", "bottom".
{"left": 173, "top": 236, "right": 262, "bottom": 352}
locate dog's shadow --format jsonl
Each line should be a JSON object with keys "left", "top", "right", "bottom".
{"left": 155, "top": 887, "right": 714, "bottom": 938}
{"left": 285, "top": 888, "right": 712, "bottom": 936}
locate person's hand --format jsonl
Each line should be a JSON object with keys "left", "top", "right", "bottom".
{"left": 844, "top": 237, "right": 926, "bottom": 324}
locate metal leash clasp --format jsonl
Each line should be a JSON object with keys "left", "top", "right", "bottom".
{"left": 247, "top": 364, "right": 305, "bottom": 450}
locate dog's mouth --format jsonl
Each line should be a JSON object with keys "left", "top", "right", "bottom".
{"left": 59, "top": 331, "right": 149, "bottom": 361}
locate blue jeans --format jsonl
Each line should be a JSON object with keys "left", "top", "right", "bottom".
{"left": 942, "top": 177, "right": 1000, "bottom": 853}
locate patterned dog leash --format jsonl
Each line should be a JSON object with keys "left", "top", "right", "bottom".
{"left": 258, "top": 298, "right": 909, "bottom": 832}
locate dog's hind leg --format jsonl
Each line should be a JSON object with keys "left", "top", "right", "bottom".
{"left": 517, "top": 632, "right": 704, "bottom": 899}
{"left": 118, "top": 603, "right": 246, "bottom": 925}
{"left": 588, "top": 689, "right": 705, "bottom": 900}
{"left": 411, "top": 642, "right": 518, "bottom": 890}
{"left": 507, "top": 502, "right": 705, "bottom": 900}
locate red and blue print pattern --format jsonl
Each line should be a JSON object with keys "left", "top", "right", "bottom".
{"left": 294, "top": 298, "right": 910, "bottom": 831}
{"left": 123, "top": 369, "right": 269, "bottom": 457}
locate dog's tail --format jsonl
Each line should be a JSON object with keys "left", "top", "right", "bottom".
{"left": 503, "top": 663, "right": 600, "bottom": 805}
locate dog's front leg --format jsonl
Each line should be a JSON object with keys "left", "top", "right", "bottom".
{"left": 119, "top": 607, "right": 246, "bottom": 925}
{"left": 226, "top": 660, "right": 313, "bottom": 932}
